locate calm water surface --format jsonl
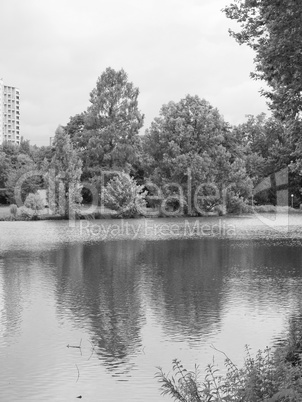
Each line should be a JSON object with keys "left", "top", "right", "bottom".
{"left": 1, "top": 215, "right": 302, "bottom": 401}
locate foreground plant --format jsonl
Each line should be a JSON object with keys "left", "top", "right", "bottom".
{"left": 156, "top": 344, "right": 302, "bottom": 402}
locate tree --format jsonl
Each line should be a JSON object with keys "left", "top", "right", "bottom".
{"left": 103, "top": 173, "right": 147, "bottom": 218}
{"left": 0, "top": 151, "right": 9, "bottom": 188}
{"left": 65, "top": 67, "right": 144, "bottom": 178}
{"left": 233, "top": 114, "right": 293, "bottom": 176}
{"left": 64, "top": 112, "right": 86, "bottom": 142}
{"left": 142, "top": 95, "right": 252, "bottom": 214}
{"left": 223, "top": 1, "right": 302, "bottom": 120}
{"left": 231, "top": 113, "right": 301, "bottom": 205}
{"left": 48, "top": 126, "right": 82, "bottom": 218}
{"left": 143, "top": 95, "right": 226, "bottom": 179}
{"left": 5, "top": 153, "right": 42, "bottom": 204}
{"left": 19, "top": 139, "right": 31, "bottom": 156}
{"left": 0, "top": 143, "right": 19, "bottom": 199}
{"left": 31, "top": 145, "right": 54, "bottom": 169}
{"left": 0, "top": 143, "right": 45, "bottom": 204}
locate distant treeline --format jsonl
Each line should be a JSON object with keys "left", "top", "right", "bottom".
{"left": 1, "top": 67, "right": 301, "bottom": 216}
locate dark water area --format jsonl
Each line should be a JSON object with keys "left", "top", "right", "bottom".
{"left": 1, "top": 216, "right": 302, "bottom": 401}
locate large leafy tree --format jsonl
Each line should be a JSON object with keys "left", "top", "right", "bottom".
{"left": 3, "top": 149, "right": 42, "bottom": 204}
{"left": 223, "top": 0, "right": 302, "bottom": 120}
{"left": 233, "top": 113, "right": 302, "bottom": 205}
{"left": 143, "top": 95, "right": 252, "bottom": 213}
{"left": 233, "top": 114, "right": 294, "bottom": 177}
{"left": 223, "top": 2, "right": 302, "bottom": 204}
{"left": 143, "top": 95, "right": 227, "bottom": 183}
{"left": 65, "top": 67, "right": 144, "bottom": 178}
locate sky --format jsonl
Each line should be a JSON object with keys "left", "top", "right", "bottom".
{"left": 0, "top": 0, "right": 269, "bottom": 146}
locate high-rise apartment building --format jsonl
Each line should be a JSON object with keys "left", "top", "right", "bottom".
{"left": 0, "top": 78, "right": 21, "bottom": 145}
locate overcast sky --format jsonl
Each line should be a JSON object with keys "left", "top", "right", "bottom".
{"left": 0, "top": 0, "right": 269, "bottom": 146}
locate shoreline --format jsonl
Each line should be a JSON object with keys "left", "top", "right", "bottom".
{"left": 1, "top": 204, "right": 302, "bottom": 222}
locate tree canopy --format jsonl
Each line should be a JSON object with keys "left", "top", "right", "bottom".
{"left": 66, "top": 67, "right": 144, "bottom": 178}
{"left": 223, "top": 0, "right": 302, "bottom": 120}
{"left": 142, "top": 95, "right": 253, "bottom": 213}
{"left": 2, "top": 62, "right": 302, "bottom": 213}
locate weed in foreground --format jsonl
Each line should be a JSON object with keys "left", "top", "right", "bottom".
{"left": 156, "top": 344, "right": 302, "bottom": 402}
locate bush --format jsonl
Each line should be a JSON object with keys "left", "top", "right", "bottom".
{"left": 103, "top": 173, "right": 147, "bottom": 218}
{"left": 194, "top": 184, "right": 221, "bottom": 214}
{"left": 24, "top": 193, "right": 45, "bottom": 215}
{"left": 156, "top": 338, "right": 302, "bottom": 402}
{"left": 226, "top": 193, "right": 254, "bottom": 214}
{"left": 18, "top": 205, "right": 35, "bottom": 220}
{"left": 254, "top": 205, "right": 276, "bottom": 213}
{"left": 9, "top": 204, "right": 18, "bottom": 219}
{"left": 214, "top": 204, "right": 226, "bottom": 216}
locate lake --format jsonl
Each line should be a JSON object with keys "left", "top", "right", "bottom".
{"left": 1, "top": 214, "right": 302, "bottom": 401}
